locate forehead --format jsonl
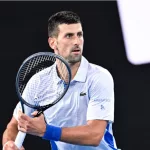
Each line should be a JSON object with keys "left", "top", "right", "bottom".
{"left": 58, "top": 23, "right": 83, "bottom": 34}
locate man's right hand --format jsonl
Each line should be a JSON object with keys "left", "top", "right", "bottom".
{"left": 3, "top": 141, "right": 25, "bottom": 150}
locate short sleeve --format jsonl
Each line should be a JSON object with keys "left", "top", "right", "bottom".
{"left": 87, "top": 69, "right": 115, "bottom": 122}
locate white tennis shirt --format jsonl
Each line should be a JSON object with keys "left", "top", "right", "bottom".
{"left": 13, "top": 56, "right": 117, "bottom": 150}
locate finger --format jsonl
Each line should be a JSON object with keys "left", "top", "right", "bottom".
{"left": 18, "top": 118, "right": 27, "bottom": 128}
{"left": 18, "top": 125, "right": 27, "bottom": 133}
{"left": 10, "top": 142, "right": 17, "bottom": 149}
{"left": 18, "top": 110, "right": 23, "bottom": 116}
{"left": 31, "top": 111, "right": 38, "bottom": 116}
{"left": 4, "top": 142, "right": 18, "bottom": 150}
{"left": 18, "top": 113, "right": 30, "bottom": 121}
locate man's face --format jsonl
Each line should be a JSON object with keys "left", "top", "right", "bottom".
{"left": 50, "top": 23, "right": 84, "bottom": 64}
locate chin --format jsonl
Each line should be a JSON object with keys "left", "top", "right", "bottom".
{"left": 68, "top": 56, "right": 82, "bottom": 64}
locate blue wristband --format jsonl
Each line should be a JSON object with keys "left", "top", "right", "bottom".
{"left": 42, "top": 124, "right": 62, "bottom": 141}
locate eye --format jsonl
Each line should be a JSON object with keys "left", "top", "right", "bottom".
{"left": 66, "top": 34, "right": 73, "bottom": 38}
{"left": 77, "top": 32, "right": 83, "bottom": 37}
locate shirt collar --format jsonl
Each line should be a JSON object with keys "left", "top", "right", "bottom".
{"left": 53, "top": 56, "right": 89, "bottom": 84}
{"left": 72, "top": 56, "right": 89, "bottom": 83}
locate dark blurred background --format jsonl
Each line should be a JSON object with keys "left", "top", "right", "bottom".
{"left": 0, "top": 1, "right": 149, "bottom": 150}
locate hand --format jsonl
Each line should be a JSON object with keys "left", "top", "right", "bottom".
{"left": 3, "top": 141, "right": 25, "bottom": 150}
{"left": 18, "top": 111, "right": 46, "bottom": 137}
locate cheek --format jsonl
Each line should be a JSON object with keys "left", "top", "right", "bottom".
{"left": 81, "top": 38, "right": 84, "bottom": 45}
{"left": 57, "top": 43, "right": 70, "bottom": 55}
{"left": 61, "top": 41, "right": 71, "bottom": 49}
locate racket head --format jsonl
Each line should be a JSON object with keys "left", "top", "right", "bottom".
{"left": 16, "top": 52, "right": 71, "bottom": 113}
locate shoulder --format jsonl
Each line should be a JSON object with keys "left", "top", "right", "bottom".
{"left": 87, "top": 62, "right": 114, "bottom": 84}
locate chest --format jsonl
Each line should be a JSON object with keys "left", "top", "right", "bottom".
{"left": 36, "top": 82, "right": 90, "bottom": 126}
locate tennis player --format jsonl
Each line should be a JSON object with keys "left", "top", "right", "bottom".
{"left": 2, "top": 11, "right": 118, "bottom": 150}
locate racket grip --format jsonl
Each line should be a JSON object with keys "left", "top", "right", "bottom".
{"left": 14, "top": 131, "right": 26, "bottom": 149}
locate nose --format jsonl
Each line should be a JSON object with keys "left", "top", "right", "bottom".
{"left": 73, "top": 35, "right": 81, "bottom": 45}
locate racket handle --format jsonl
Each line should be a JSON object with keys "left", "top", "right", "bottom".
{"left": 15, "top": 131, "right": 26, "bottom": 149}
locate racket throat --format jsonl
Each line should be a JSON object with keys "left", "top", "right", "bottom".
{"left": 36, "top": 106, "right": 50, "bottom": 117}
{"left": 35, "top": 110, "right": 43, "bottom": 117}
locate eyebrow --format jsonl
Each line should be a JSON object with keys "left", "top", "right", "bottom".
{"left": 65, "top": 31, "right": 83, "bottom": 35}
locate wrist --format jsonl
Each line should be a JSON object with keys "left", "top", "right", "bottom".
{"left": 42, "top": 124, "right": 62, "bottom": 141}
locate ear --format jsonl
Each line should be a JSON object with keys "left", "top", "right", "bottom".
{"left": 48, "top": 37, "right": 56, "bottom": 50}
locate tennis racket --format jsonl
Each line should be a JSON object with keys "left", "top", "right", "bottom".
{"left": 14, "top": 52, "right": 71, "bottom": 149}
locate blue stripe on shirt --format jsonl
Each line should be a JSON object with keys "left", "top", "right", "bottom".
{"left": 50, "top": 141, "right": 58, "bottom": 150}
{"left": 104, "top": 124, "right": 117, "bottom": 150}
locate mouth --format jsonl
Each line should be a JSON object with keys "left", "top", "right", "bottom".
{"left": 71, "top": 49, "right": 80, "bottom": 53}
{"left": 72, "top": 50, "right": 80, "bottom": 52}
{"left": 71, "top": 50, "right": 81, "bottom": 55}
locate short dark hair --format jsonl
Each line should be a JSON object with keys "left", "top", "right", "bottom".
{"left": 48, "top": 11, "right": 81, "bottom": 37}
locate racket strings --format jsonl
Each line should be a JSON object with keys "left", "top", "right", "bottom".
{"left": 19, "top": 55, "right": 56, "bottom": 95}
{"left": 16, "top": 52, "right": 71, "bottom": 110}
{"left": 18, "top": 55, "right": 70, "bottom": 98}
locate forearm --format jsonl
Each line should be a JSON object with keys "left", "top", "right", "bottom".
{"left": 2, "top": 123, "right": 18, "bottom": 146}
{"left": 43, "top": 120, "right": 106, "bottom": 146}
{"left": 61, "top": 125, "right": 103, "bottom": 146}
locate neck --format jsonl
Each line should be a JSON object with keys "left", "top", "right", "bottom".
{"left": 69, "top": 61, "right": 81, "bottom": 80}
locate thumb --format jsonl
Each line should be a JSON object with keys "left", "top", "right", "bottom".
{"left": 31, "top": 111, "right": 43, "bottom": 117}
